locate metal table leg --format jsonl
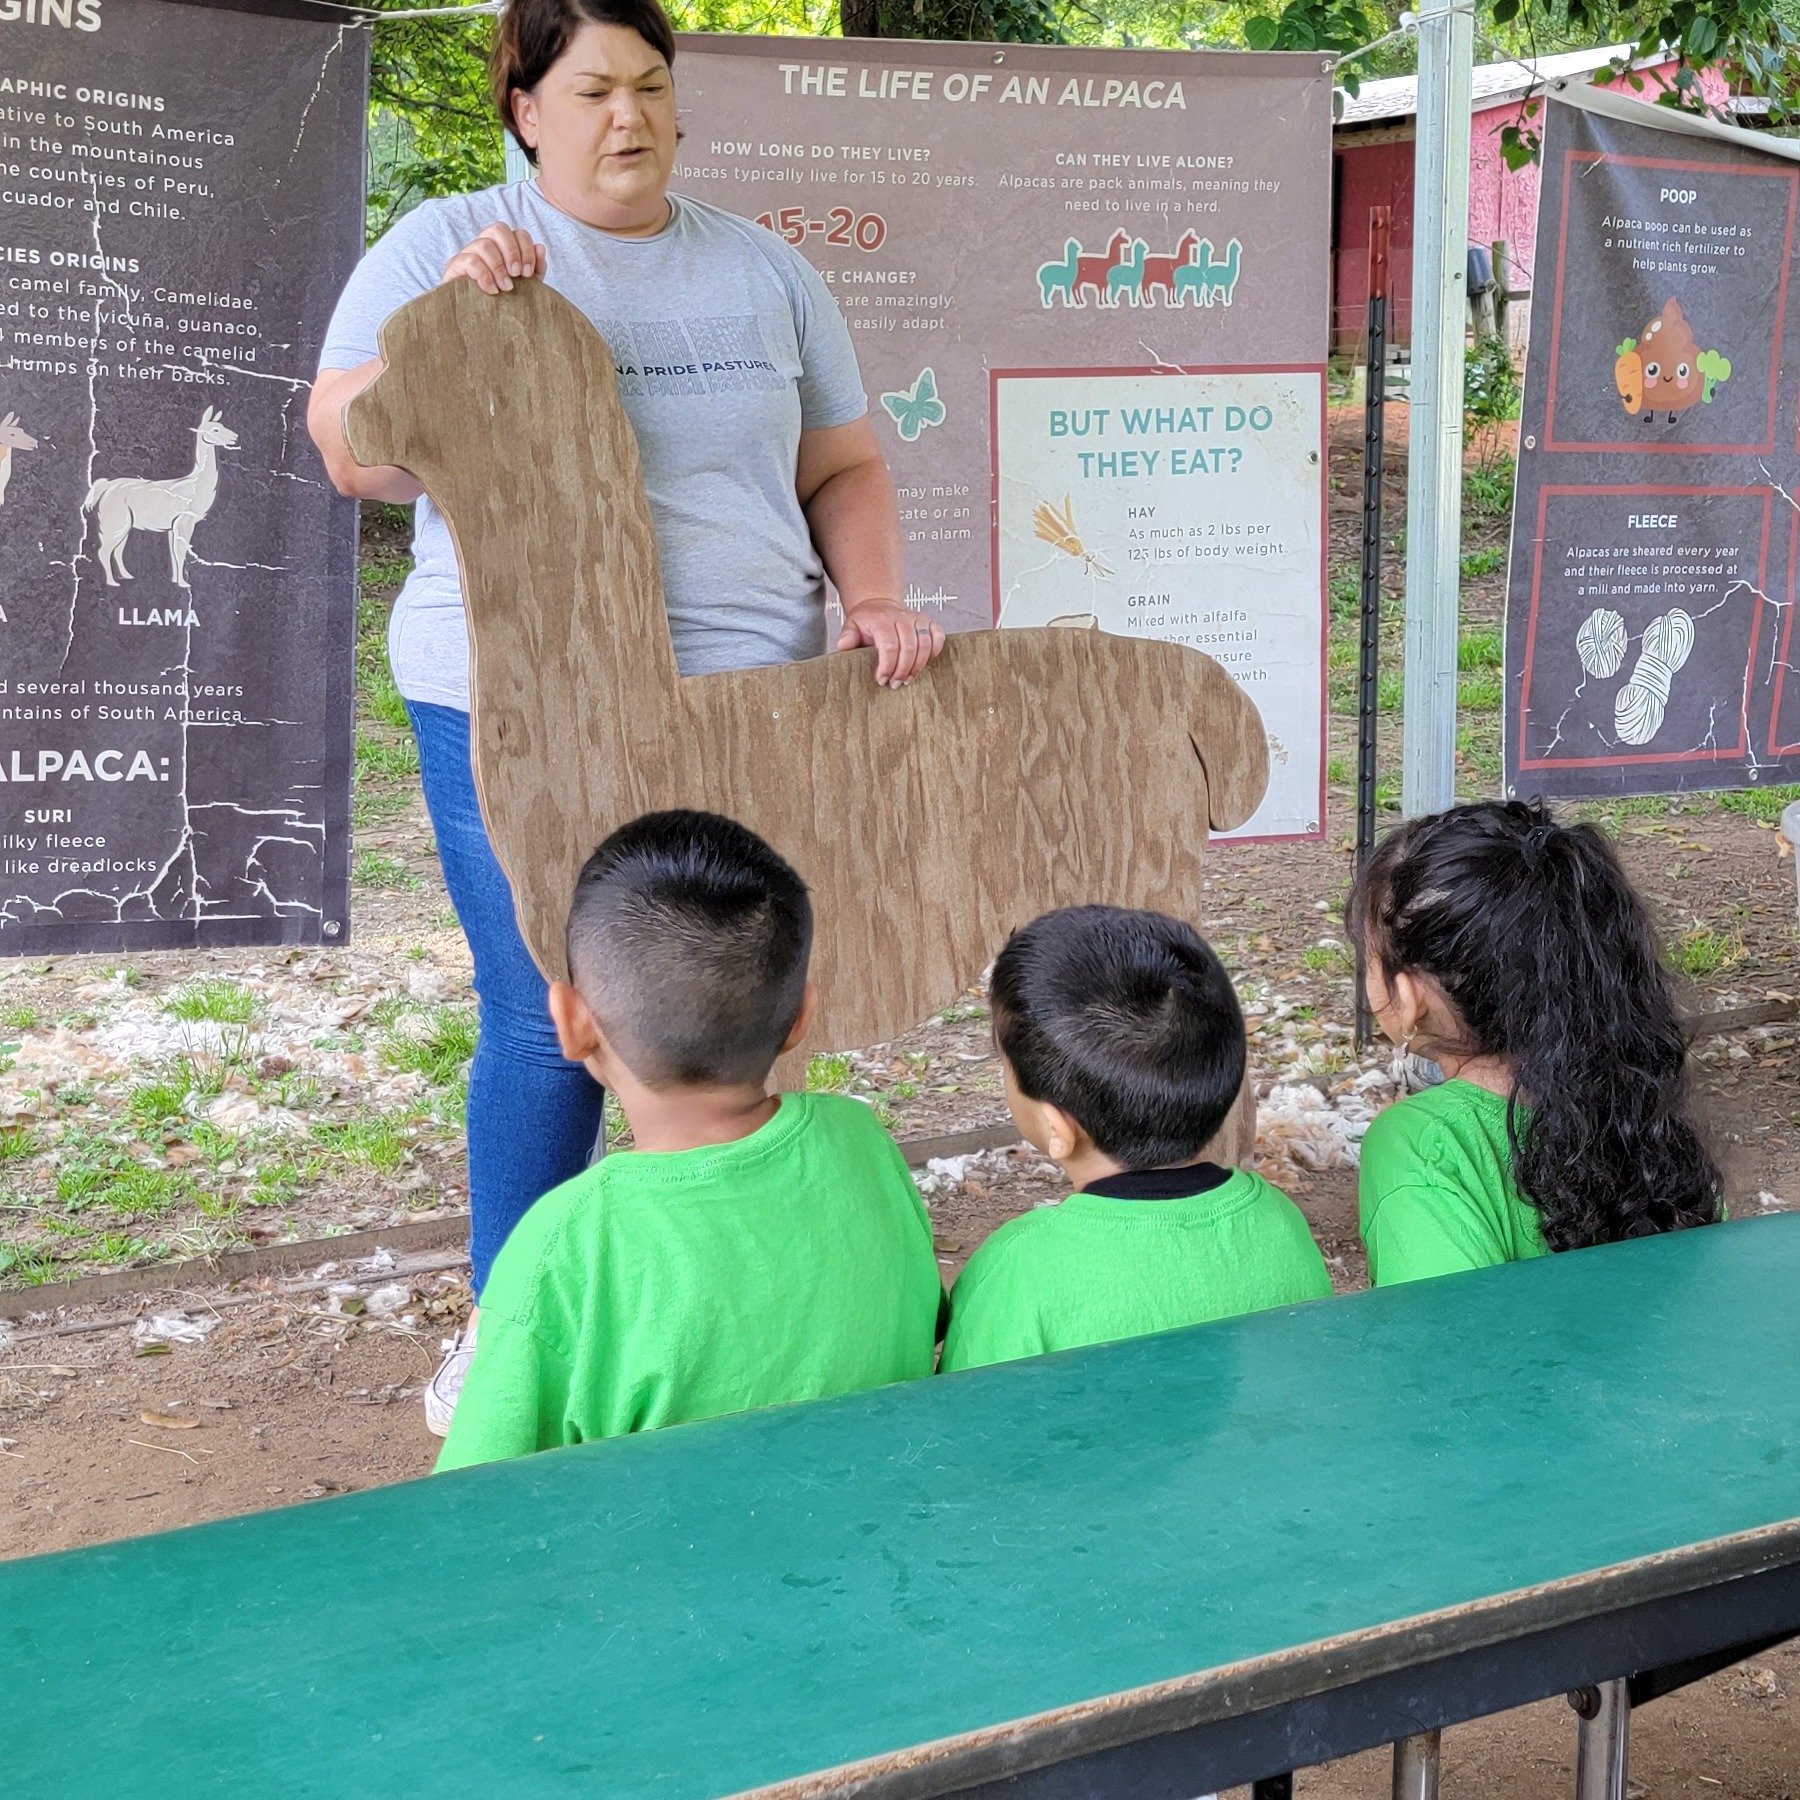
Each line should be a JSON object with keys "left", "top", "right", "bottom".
{"left": 1571, "top": 1679, "right": 1630, "bottom": 1800}
{"left": 1392, "top": 1730, "right": 1441, "bottom": 1800}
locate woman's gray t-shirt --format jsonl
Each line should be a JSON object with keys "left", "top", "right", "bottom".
{"left": 319, "top": 184, "right": 870, "bottom": 711}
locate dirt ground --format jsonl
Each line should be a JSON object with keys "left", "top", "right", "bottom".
{"left": 3, "top": 409, "right": 1798, "bottom": 1792}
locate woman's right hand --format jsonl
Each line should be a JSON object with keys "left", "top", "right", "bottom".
{"left": 440, "top": 225, "right": 548, "bottom": 295}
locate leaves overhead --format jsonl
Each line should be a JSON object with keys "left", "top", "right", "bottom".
{"left": 359, "top": 0, "right": 1798, "bottom": 222}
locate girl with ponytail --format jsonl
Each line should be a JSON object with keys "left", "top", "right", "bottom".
{"left": 1348, "top": 799, "right": 1720, "bottom": 1286}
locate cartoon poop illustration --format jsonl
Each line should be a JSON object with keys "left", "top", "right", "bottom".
{"left": 1613, "top": 299, "right": 1731, "bottom": 425}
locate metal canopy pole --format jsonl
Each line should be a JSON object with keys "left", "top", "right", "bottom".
{"left": 1400, "top": 0, "right": 1475, "bottom": 816}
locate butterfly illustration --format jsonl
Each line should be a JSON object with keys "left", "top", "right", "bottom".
{"left": 880, "top": 368, "right": 947, "bottom": 442}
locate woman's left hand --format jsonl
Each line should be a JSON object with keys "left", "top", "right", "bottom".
{"left": 836, "top": 600, "right": 946, "bottom": 688}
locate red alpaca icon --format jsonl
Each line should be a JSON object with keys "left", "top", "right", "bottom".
{"left": 1141, "top": 230, "right": 1200, "bottom": 308}
{"left": 1072, "top": 231, "right": 1132, "bottom": 308}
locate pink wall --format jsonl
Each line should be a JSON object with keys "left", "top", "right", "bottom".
{"left": 1334, "top": 59, "right": 1731, "bottom": 350}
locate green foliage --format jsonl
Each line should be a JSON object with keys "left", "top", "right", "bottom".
{"left": 1459, "top": 547, "right": 1506, "bottom": 581}
{"left": 1717, "top": 782, "right": 1800, "bottom": 823}
{"left": 806, "top": 1052, "right": 854, "bottom": 1090}
{"left": 354, "top": 851, "right": 421, "bottom": 891}
{"left": 381, "top": 1005, "right": 480, "bottom": 1086}
{"left": 164, "top": 980, "right": 259, "bottom": 1025}
{"left": 1667, "top": 924, "right": 1746, "bottom": 979}
{"left": 1464, "top": 333, "right": 1521, "bottom": 432}
{"left": 1458, "top": 626, "right": 1503, "bottom": 671}
{"left": 0, "top": 1003, "right": 39, "bottom": 1030}
{"left": 367, "top": 2, "right": 505, "bottom": 239}
{"left": 1464, "top": 458, "right": 1516, "bottom": 518}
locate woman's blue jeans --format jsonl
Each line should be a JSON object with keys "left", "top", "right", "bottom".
{"left": 407, "top": 701, "right": 606, "bottom": 1295}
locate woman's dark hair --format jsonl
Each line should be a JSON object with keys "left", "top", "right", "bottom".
{"left": 990, "top": 905, "right": 1245, "bottom": 1169}
{"left": 491, "top": 0, "right": 678, "bottom": 164}
{"left": 1348, "top": 799, "right": 1720, "bottom": 1251}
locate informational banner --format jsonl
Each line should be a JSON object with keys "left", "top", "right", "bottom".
{"left": 673, "top": 38, "right": 1331, "bottom": 837}
{"left": 1505, "top": 90, "right": 1800, "bottom": 799}
{"left": 0, "top": 0, "right": 363, "bottom": 954}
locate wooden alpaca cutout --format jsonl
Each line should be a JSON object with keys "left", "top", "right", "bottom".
{"left": 344, "top": 280, "right": 1269, "bottom": 1066}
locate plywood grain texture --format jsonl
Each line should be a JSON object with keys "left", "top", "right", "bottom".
{"left": 344, "top": 280, "right": 1270, "bottom": 1065}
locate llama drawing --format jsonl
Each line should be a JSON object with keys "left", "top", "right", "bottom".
{"left": 1073, "top": 232, "right": 1132, "bottom": 307}
{"left": 1142, "top": 232, "right": 1200, "bottom": 307}
{"left": 1107, "top": 239, "right": 1149, "bottom": 307}
{"left": 0, "top": 412, "right": 36, "bottom": 506}
{"left": 1037, "top": 240, "right": 1082, "bottom": 308}
{"left": 1184, "top": 237, "right": 1243, "bottom": 307}
{"left": 83, "top": 406, "right": 238, "bottom": 588}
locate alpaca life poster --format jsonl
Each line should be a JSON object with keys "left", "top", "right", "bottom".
{"left": 1505, "top": 89, "right": 1800, "bottom": 799}
{"left": 0, "top": 0, "right": 363, "bottom": 955}
{"left": 671, "top": 38, "right": 1331, "bottom": 839}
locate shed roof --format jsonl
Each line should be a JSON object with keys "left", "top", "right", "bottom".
{"left": 1336, "top": 44, "right": 1638, "bottom": 125}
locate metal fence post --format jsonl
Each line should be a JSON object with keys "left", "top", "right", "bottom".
{"left": 1400, "top": 0, "right": 1474, "bottom": 817}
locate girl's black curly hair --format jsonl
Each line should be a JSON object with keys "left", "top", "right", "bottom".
{"left": 1348, "top": 799, "right": 1720, "bottom": 1252}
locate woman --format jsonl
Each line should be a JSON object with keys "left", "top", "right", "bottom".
{"left": 308, "top": 0, "right": 942, "bottom": 1434}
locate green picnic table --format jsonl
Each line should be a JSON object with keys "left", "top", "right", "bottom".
{"left": 4, "top": 1214, "right": 1799, "bottom": 1799}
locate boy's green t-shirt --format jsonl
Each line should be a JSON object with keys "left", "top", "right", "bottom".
{"left": 939, "top": 1166, "right": 1332, "bottom": 1373}
{"left": 1358, "top": 1078, "right": 1549, "bottom": 1286}
{"left": 437, "top": 1092, "right": 941, "bottom": 1470}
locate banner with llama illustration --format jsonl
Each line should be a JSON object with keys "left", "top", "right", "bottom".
{"left": 0, "top": 0, "right": 363, "bottom": 954}
{"left": 1505, "top": 90, "right": 1800, "bottom": 798}
{"left": 672, "top": 37, "right": 1330, "bottom": 839}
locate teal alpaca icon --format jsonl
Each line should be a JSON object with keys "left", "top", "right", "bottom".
{"left": 1174, "top": 237, "right": 1243, "bottom": 307}
{"left": 1106, "top": 238, "right": 1148, "bottom": 307}
{"left": 1037, "top": 240, "right": 1081, "bottom": 308}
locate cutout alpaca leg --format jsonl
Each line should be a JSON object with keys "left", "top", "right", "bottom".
{"left": 1614, "top": 608, "right": 1694, "bottom": 746}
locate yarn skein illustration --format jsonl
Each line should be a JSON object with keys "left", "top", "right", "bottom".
{"left": 1576, "top": 608, "right": 1629, "bottom": 680}
{"left": 1614, "top": 608, "right": 1695, "bottom": 746}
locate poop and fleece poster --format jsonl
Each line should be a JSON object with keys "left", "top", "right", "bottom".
{"left": 1505, "top": 89, "right": 1800, "bottom": 798}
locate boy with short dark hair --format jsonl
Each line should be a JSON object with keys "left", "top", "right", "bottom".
{"left": 437, "top": 810, "right": 940, "bottom": 1470}
{"left": 940, "top": 905, "right": 1330, "bottom": 1373}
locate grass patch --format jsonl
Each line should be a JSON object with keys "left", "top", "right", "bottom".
{"left": 1459, "top": 670, "right": 1505, "bottom": 711}
{"left": 355, "top": 732, "right": 420, "bottom": 782}
{"left": 1302, "top": 942, "right": 1354, "bottom": 974}
{"left": 1459, "top": 546, "right": 1506, "bottom": 580}
{"left": 1458, "top": 627, "right": 1504, "bottom": 672}
{"left": 92, "top": 1232, "right": 160, "bottom": 1265}
{"left": 311, "top": 1111, "right": 412, "bottom": 1174}
{"left": 1326, "top": 755, "right": 1349, "bottom": 785}
{"left": 380, "top": 1004, "right": 478, "bottom": 1087}
{"left": 58, "top": 1163, "right": 195, "bottom": 1218}
{"left": 806, "top": 1053, "right": 853, "bottom": 1092}
{"left": 165, "top": 979, "right": 258, "bottom": 1025}
{"left": 0, "top": 1126, "right": 41, "bottom": 1162}
{"left": 351, "top": 788, "right": 411, "bottom": 828}
{"left": 1667, "top": 926, "right": 1746, "bottom": 979}
{"left": 353, "top": 850, "right": 420, "bottom": 891}
{"left": 0, "top": 1244, "right": 60, "bottom": 1284}
{"left": 1716, "top": 783, "right": 1800, "bottom": 825}
{"left": 0, "top": 1002, "right": 39, "bottom": 1031}
{"left": 128, "top": 1065, "right": 193, "bottom": 1127}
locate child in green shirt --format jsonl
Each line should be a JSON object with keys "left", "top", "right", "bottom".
{"left": 437, "top": 810, "right": 941, "bottom": 1471}
{"left": 941, "top": 906, "right": 1331, "bottom": 1372}
{"left": 1350, "top": 799, "right": 1721, "bottom": 1286}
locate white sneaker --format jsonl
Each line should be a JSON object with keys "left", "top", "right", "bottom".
{"left": 424, "top": 1317, "right": 477, "bottom": 1438}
